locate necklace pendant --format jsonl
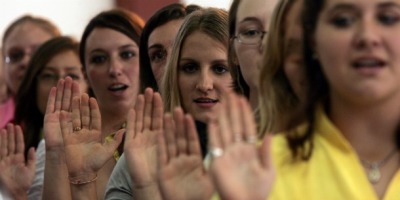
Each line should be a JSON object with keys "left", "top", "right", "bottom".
{"left": 367, "top": 165, "right": 381, "bottom": 184}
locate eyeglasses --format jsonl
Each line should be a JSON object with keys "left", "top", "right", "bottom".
{"left": 233, "top": 30, "right": 267, "bottom": 45}
{"left": 5, "top": 48, "right": 36, "bottom": 64}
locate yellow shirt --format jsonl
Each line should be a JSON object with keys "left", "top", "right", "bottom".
{"left": 269, "top": 109, "right": 400, "bottom": 200}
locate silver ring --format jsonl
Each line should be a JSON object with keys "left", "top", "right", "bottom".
{"left": 245, "top": 135, "right": 257, "bottom": 144}
{"left": 73, "top": 127, "right": 82, "bottom": 132}
{"left": 210, "top": 147, "right": 223, "bottom": 158}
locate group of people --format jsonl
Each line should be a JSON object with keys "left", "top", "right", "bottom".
{"left": 0, "top": 0, "right": 399, "bottom": 199}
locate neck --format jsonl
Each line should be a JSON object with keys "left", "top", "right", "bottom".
{"left": 329, "top": 94, "right": 400, "bottom": 162}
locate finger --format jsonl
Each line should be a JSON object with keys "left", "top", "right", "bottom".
{"left": 61, "top": 77, "right": 73, "bottom": 111}
{"left": 185, "top": 114, "right": 201, "bottom": 156}
{"left": 7, "top": 124, "right": 15, "bottom": 155}
{"left": 72, "top": 96, "right": 81, "bottom": 130}
{"left": 55, "top": 79, "right": 65, "bottom": 111}
{"left": 81, "top": 93, "right": 90, "bottom": 129}
{"left": 151, "top": 92, "right": 163, "bottom": 131}
{"left": 260, "top": 134, "right": 273, "bottom": 169}
{"left": 143, "top": 88, "right": 154, "bottom": 130}
{"left": 240, "top": 96, "right": 257, "bottom": 142}
{"left": 125, "top": 109, "right": 136, "bottom": 147}
{"left": 15, "top": 125, "right": 24, "bottom": 154}
{"left": 0, "top": 128, "right": 7, "bottom": 159}
{"left": 134, "top": 95, "right": 145, "bottom": 134}
{"left": 71, "top": 78, "right": 81, "bottom": 99}
{"left": 174, "top": 108, "right": 187, "bottom": 155}
{"left": 163, "top": 113, "right": 177, "bottom": 159}
{"left": 89, "top": 97, "right": 101, "bottom": 131}
{"left": 45, "top": 87, "right": 57, "bottom": 114}
{"left": 207, "top": 120, "right": 221, "bottom": 149}
{"left": 104, "top": 129, "right": 124, "bottom": 156}
{"left": 157, "top": 129, "right": 168, "bottom": 167}
{"left": 60, "top": 111, "right": 73, "bottom": 140}
{"left": 217, "top": 94, "right": 232, "bottom": 148}
{"left": 228, "top": 92, "right": 242, "bottom": 142}
{"left": 26, "top": 147, "right": 36, "bottom": 171}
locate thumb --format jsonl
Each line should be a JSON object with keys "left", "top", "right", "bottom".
{"left": 26, "top": 147, "right": 36, "bottom": 171}
{"left": 105, "top": 129, "right": 125, "bottom": 155}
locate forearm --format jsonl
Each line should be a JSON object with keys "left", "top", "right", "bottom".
{"left": 42, "top": 150, "right": 71, "bottom": 200}
{"left": 69, "top": 178, "right": 98, "bottom": 200}
{"left": 132, "top": 184, "right": 162, "bottom": 200}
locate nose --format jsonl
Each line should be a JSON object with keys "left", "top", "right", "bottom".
{"left": 108, "top": 58, "right": 123, "bottom": 77}
{"left": 353, "top": 17, "right": 381, "bottom": 49}
{"left": 196, "top": 71, "right": 213, "bottom": 92}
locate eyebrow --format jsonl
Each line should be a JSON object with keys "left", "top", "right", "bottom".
{"left": 42, "top": 66, "right": 81, "bottom": 71}
{"left": 327, "top": 3, "right": 357, "bottom": 13}
{"left": 378, "top": 1, "right": 400, "bottom": 9}
{"left": 239, "top": 17, "right": 262, "bottom": 24}
{"left": 148, "top": 44, "right": 164, "bottom": 51}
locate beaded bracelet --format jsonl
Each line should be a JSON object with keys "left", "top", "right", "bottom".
{"left": 69, "top": 174, "right": 98, "bottom": 185}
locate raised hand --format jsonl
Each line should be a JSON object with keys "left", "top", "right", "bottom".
{"left": 44, "top": 77, "right": 80, "bottom": 152}
{"left": 124, "top": 88, "right": 164, "bottom": 199}
{"left": 0, "top": 124, "right": 36, "bottom": 200}
{"left": 60, "top": 92, "right": 124, "bottom": 181}
{"left": 157, "top": 108, "right": 214, "bottom": 200}
{"left": 208, "top": 93, "right": 275, "bottom": 200}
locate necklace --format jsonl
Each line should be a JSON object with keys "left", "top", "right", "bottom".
{"left": 360, "top": 148, "right": 398, "bottom": 184}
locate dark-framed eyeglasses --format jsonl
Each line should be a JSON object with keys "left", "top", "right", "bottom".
{"left": 233, "top": 30, "right": 267, "bottom": 45}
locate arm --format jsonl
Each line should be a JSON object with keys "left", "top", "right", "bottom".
{"left": 208, "top": 93, "right": 275, "bottom": 200}
{"left": 123, "top": 88, "right": 163, "bottom": 200}
{"left": 60, "top": 91, "right": 123, "bottom": 200}
{"left": 0, "top": 124, "right": 36, "bottom": 200}
{"left": 157, "top": 108, "right": 214, "bottom": 200}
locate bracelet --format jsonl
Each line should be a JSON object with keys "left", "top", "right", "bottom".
{"left": 69, "top": 173, "right": 98, "bottom": 185}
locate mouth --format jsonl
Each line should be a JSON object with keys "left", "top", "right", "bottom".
{"left": 108, "top": 84, "right": 128, "bottom": 92}
{"left": 352, "top": 58, "right": 386, "bottom": 69}
{"left": 193, "top": 98, "right": 219, "bottom": 104}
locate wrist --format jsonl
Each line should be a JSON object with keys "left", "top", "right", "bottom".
{"left": 69, "top": 173, "right": 98, "bottom": 185}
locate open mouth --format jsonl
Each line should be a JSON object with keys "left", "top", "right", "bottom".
{"left": 352, "top": 59, "right": 385, "bottom": 69}
{"left": 193, "top": 98, "right": 219, "bottom": 103}
{"left": 108, "top": 84, "right": 128, "bottom": 92}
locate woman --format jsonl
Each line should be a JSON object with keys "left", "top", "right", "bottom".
{"left": 139, "top": 3, "right": 201, "bottom": 92}
{"left": 1, "top": 15, "right": 60, "bottom": 128}
{"left": 13, "top": 36, "right": 87, "bottom": 200}
{"left": 259, "top": 0, "right": 305, "bottom": 134}
{"left": 228, "top": 0, "right": 278, "bottom": 109}
{"left": 106, "top": 4, "right": 200, "bottom": 199}
{"left": 209, "top": 0, "right": 400, "bottom": 199}
{"left": 43, "top": 8, "right": 144, "bottom": 200}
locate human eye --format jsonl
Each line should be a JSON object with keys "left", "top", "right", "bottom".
{"left": 212, "top": 64, "right": 229, "bottom": 75}
{"left": 180, "top": 63, "right": 199, "bottom": 74}
{"left": 240, "top": 29, "right": 262, "bottom": 38}
{"left": 68, "top": 73, "right": 82, "bottom": 81}
{"left": 330, "top": 13, "right": 355, "bottom": 28}
{"left": 378, "top": 12, "right": 400, "bottom": 25}
{"left": 6, "top": 49, "right": 24, "bottom": 63}
{"left": 39, "top": 72, "right": 57, "bottom": 81}
{"left": 150, "top": 49, "right": 167, "bottom": 63}
{"left": 120, "top": 50, "right": 136, "bottom": 60}
{"left": 90, "top": 54, "right": 107, "bottom": 64}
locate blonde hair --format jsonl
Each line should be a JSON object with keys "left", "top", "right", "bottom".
{"left": 161, "top": 8, "right": 229, "bottom": 113}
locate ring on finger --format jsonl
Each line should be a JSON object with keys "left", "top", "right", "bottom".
{"left": 209, "top": 147, "right": 223, "bottom": 158}
{"left": 73, "top": 127, "right": 82, "bottom": 132}
{"left": 245, "top": 135, "right": 257, "bottom": 144}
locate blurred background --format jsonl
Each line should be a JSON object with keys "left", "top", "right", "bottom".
{"left": 0, "top": 0, "right": 233, "bottom": 44}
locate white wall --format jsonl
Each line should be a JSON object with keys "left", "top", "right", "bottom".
{"left": 181, "top": 0, "right": 233, "bottom": 10}
{"left": 0, "top": 0, "right": 114, "bottom": 45}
